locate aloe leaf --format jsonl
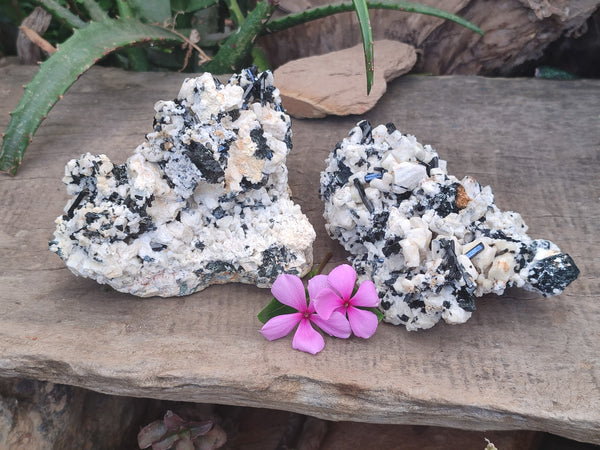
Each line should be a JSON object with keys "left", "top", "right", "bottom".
{"left": 171, "top": 0, "right": 220, "bottom": 13}
{"left": 81, "top": 0, "right": 109, "bottom": 21}
{"left": 352, "top": 0, "right": 374, "bottom": 94}
{"left": 265, "top": 0, "right": 484, "bottom": 36}
{"left": 116, "top": 0, "right": 150, "bottom": 70}
{"left": 224, "top": 0, "right": 245, "bottom": 26}
{"left": 200, "top": 0, "right": 275, "bottom": 74}
{"left": 190, "top": 0, "right": 220, "bottom": 9}
{"left": 128, "top": 0, "right": 172, "bottom": 23}
{"left": 251, "top": 46, "right": 271, "bottom": 72}
{"left": 37, "top": 0, "right": 88, "bottom": 29}
{"left": 0, "top": 18, "right": 182, "bottom": 175}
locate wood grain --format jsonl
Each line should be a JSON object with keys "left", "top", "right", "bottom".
{"left": 261, "top": 0, "right": 600, "bottom": 75}
{"left": 0, "top": 64, "right": 598, "bottom": 443}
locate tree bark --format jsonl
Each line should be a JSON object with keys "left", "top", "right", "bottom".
{"left": 259, "top": 0, "right": 600, "bottom": 75}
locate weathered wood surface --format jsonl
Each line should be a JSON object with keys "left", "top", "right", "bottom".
{"left": 0, "top": 63, "right": 598, "bottom": 443}
{"left": 261, "top": 0, "right": 600, "bottom": 75}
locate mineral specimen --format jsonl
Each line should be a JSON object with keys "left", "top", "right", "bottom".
{"left": 320, "top": 120, "right": 579, "bottom": 330}
{"left": 50, "top": 67, "right": 316, "bottom": 297}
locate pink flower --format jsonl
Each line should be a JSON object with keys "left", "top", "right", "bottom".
{"left": 312, "top": 264, "right": 380, "bottom": 338}
{"left": 260, "top": 274, "right": 351, "bottom": 354}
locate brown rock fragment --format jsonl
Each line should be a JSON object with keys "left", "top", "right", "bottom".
{"left": 456, "top": 184, "right": 471, "bottom": 209}
{"left": 273, "top": 40, "right": 416, "bottom": 118}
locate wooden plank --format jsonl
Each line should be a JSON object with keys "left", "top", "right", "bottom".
{"left": 0, "top": 63, "right": 598, "bottom": 443}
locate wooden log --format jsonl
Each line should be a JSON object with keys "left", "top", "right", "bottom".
{"left": 16, "top": 7, "right": 52, "bottom": 64}
{"left": 259, "top": 0, "right": 600, "bottom": 75}
{"left": 0, "top": 64, "right": 598, "bottom": 444}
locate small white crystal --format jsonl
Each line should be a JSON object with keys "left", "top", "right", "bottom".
{"left": 50, "top": 68, "right": 316, "bottom": 297}
{"left": 320, "top": 120, "right": 579, "bottom": 330}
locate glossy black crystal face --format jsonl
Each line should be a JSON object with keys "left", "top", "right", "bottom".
{"left": 526, "top": 253, "right": 580, "bottom": 296}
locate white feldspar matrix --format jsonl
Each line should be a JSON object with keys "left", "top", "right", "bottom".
{"left": 50, "top": 67, "right": 316, "bottom": 297}
{"left": 320, "top": 120, "right": 579, "bottom": 330}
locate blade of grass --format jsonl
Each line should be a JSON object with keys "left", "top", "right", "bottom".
{"left": 352, "top": 0, "right": 374, "bottom": 94}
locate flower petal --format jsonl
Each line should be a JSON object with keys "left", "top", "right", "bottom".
{"left": 260, "top": 313, "right": 301, "bottom": 341}
{"left": 313, "top": 287, "right": 343, "bottom": 320}
{"left": 347, "top": 306, "right": 379, "bottom": 339}
{"left": 350, "top": 280, "right": 380, "bottom": 307}
{"left": 271, "top": 274, "right": 307, "bottom": 311}
{"left": 292, "top": 319, "right": 325, "bottom": 354}
{"left": 311, "top": 311, "right": 351, "bottom": 339}
{"left": 307, "top": 274, "right": 329, "bottom": 300}
{"left": 327, "top": 264, "right": 356, "bottom": 300}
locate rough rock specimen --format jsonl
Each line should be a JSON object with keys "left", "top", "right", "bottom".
{"left": 273, "top": 40, "right": 416, "bottom": 118}
{"left": 320, "top": 121, "right": 579, "bottom": 330}
{"left": 50, "top": 67, "right": 316, "bottom": 297}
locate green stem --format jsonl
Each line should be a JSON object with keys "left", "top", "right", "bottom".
{"left": 264, "top": 0, "right": 483, "bottom": 36}
{"left": 200, "top": 1, "right": 275, "bottom": 74}
{"left": 80, "top": 0, "right": 108, "bottom": 21}
{"left": 251, "top": 46, "right": 270, "bottom": 71}
{"left": 37, "top": 0, "right": 88, "bottom": 29}
{"left": 315, "top": 252, "right": 333, "bottom": 276}
{"left": 116, "top": 0, "right": 134, "bottom": 17}
{"left": 116, "top": 0, "right": 150, "bottom": 71}
{"left": 225, "top": 0, "right": 245, "bottom": 26}
{"left": 352, "top": 0, "right": 374, "bottom": 94}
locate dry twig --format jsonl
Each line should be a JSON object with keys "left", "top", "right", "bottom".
{"left": 19, "top": 25, "right": 56, "bottom": 55}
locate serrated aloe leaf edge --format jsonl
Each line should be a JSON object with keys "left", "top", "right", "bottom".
{"left": 0, "top": 18, "right": 183, "bottom": 175}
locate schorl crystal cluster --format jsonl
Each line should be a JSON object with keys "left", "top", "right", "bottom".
{"left": 50, "top": 67, "right": 316, "bottom": 297}
{"left": 320, "top": 121, "right": 579, "bottom": 331}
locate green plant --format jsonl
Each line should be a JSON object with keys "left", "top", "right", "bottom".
{"left": 0, "top": 0, "right": 482, "bottom": 175}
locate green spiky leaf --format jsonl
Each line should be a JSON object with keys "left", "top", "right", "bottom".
{"left": 116, "top": 0, "right": 151, "bottom": 70}
{"left": 200, "top": 0, "right": 275, "bottom": 73}
{"left": 224, "top": 0, "right": 245, "bottom": 26}
{"left": 352, "top": 0, "right": 374, "bottom": 94}
{"left": 265, "top": 1, "right": 483, "bottom": 36}
{"left": 129, "top": 0, "right": 172, "bottom": 23}
{"left": 37, "top": 0, "right": 88, "bottom": 29}
{"left": 251, "top": 46, "right": 271, "bottom": 72}
{"left": 0, "top": 18, "right": 183, "bottom": 175}
{"left": 264, "top": 0, "right": 483, "bottom": 97}
{"left": 81, "top": 0, "right": 108, "bottom": 21}
{"left": 170, "top": 0, "right": 220, "bottom": 13}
